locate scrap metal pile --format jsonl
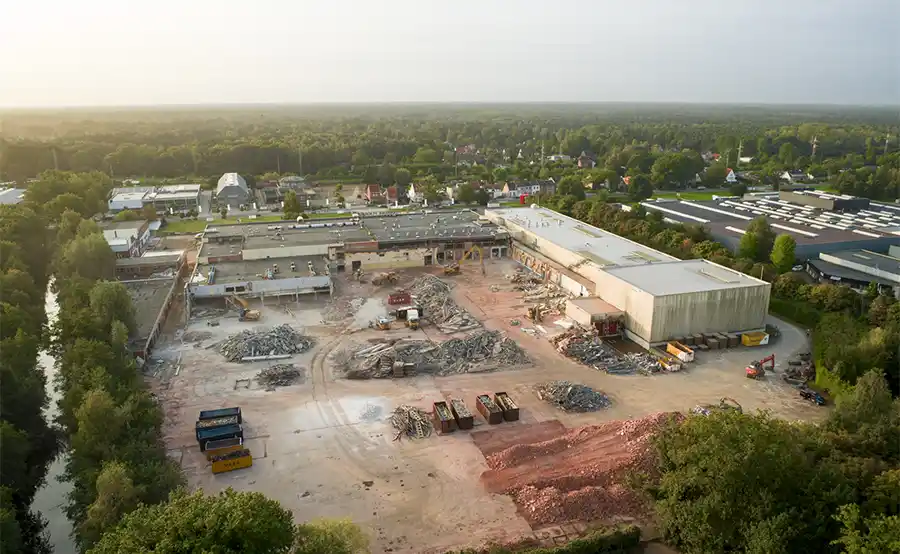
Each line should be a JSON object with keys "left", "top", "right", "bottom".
{"left": 550, "top": 326, "right": 661, "bottom": 375}
{"left": 334, "top": 330, "right": 530, "bottom": 379}
{"left": 215, "top": 324, "right": 315, "bottom": 362}
{"left": 408, "top": 275, "right": 480, "bottom": 333}
{"left": 511, "top": 272, "right": 568, "bottom": 313}
{"left": 389, "top": 405, "right": 432, "bottom": 440}
{"left": 481, "top": 412, "right": 683, "bottom": 526}
{"left": 535, "top": 380, "right": 611, "bottom": 412}
{"left": 255, "top": 364, "right": 304, "bottom": 389}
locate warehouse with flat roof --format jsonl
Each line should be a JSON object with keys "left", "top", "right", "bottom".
{"left": 642, "top": 195, "right": 900, "bottom": 260}
{"left": 485, "top": 206, "right": 770, "bottom": 348}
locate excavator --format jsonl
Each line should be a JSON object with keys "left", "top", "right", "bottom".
{"left": 227, "top": 295, "right": 261, "bottom": 322}
{"left": 443, "top": 245, "right": 485, "bottom": 276}
{"left": 746, "top": 354, "right": 775, "bottom": 379}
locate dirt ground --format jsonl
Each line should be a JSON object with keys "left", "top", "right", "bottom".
{"left": 153, "top": 258, "right": 822, "bottom": 554}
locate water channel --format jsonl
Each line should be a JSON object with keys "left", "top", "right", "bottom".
{"left": 29, "top": 285, "right": 76, "bottom": 554}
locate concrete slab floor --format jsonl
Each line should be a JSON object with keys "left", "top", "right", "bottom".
{"left": 153, "top": 259, "right": 823, "bottom": 554}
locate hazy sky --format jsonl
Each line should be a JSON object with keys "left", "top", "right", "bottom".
{"left": 2, "top": 0, "right": 897, "bottom": 107}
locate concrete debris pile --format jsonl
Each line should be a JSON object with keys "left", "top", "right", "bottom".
{"left": 408, "top": 275, "right": 480, "bottom": 333}
{"left": 335, "top": 331, "right": 529, "bottom": 379}
{"left": 550, "top": 326, "right": 660, "bottom": 375}
{"left": 507, "top": 269, "right": 542, "bottom": 285}
{"left": 389, "top": 405, "right": 432, "bottom": 440}
{"left": 535, "top": 380, "right": 611, "bottom": 412}
{"left": 436, "top": 330, "right": 530, "bottom": 374}
{"left": 481, "top": 412, "right": 682, "bottom": 526}
{"left": 322, "top": 296, "right": 364, "bottom": 322}
{"left": 215, "top": 324, "right": 315, "bottom": 362}
{"left": 522, "top": 284, "right": 568, "bottom": 312}
{"left": 255, "top": 364, "right": 304, "bottom": 389}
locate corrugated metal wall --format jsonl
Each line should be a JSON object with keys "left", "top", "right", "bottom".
{"left": 650, "top": 284, "right": 771, "bottom": 342}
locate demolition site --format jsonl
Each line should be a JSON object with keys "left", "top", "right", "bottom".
{"left": 146, "top": 208, "right": 827, "bottom": 553}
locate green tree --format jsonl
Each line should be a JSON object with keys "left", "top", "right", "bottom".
{"left": 413, "top": 147, "right": 439, "bottom": 164}
{"left": 77, "top": 462, "right": 140, "bottom": 549}
{"left": 140, "top": 204, "right": 158, "bottom": 220}
{"left": 779, "top": 143, "right": 796, "bottom": 165}
{"left": 703, "top": 163, "right": 728, "bottom": 187}
{"left": 55, "top": 233, "right": 116, "bottom": 283}
{"left": 113, "top": 210, "right": 141, "bottom": 222}
{"left": 770, "top": 234, "right": 797, "bottom": 273}
{"left": 728, "top": 182, "right": 748, "bottom": 196}
{"left": 627, "top": 174, "right": 653, "bottom": 201}
{"left": 456, "top": 184, "right": 476, "bottom": 204}
{"left": 88, "top": 489, "right": 299, "bottom": 554}
{"left": 556, "top": 175, "right": 586, "bottom": 200}
{"left": 283, "top": 190, "right": 302, "bottom": 219}
{"left": 295, "top": 519, "right": 370, "bottom": 554}
{"left": 394, "top": 168, "right": 412, "bottom": 187}
{"left": 492, "top": 167, "right": 509, "bottom": 183}
{"left": 89, "top": 281, "right": 137, "bottom": 336}
{"left": 219, "top": 207, "right": 228, "bottom": 219}
{"left": 473, "top": 189, "right": 490, "bottom": 206}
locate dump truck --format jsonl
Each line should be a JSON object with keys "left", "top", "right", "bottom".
{"left": 405, "top": 309, "right": 420, "bottom": 329}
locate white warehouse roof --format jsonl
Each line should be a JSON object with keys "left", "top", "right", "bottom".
{"left": 217, "top": 173, "right": 248, "bottom": 195}
{"left": 604, "top": 259, "right": 769, "bottom": 296}
{"left": 486, "top": 207, "right": 678, "bottom": 267}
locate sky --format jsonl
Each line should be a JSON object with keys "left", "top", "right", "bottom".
{"left": 1, "top": 0, "right": 897, "bottom": 107}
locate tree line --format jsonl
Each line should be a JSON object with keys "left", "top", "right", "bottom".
{"left": 2, "top": 107, "right": 897, "bottom": 201}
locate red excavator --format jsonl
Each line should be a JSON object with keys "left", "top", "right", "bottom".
{"left": 746, "top": 354, "right": 775, "bottom": 379}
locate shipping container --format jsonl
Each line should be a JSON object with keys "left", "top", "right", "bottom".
{"left": 476, "top": 395, "right": 503, "bottom": 424}
{"left": 450, "top": 399, "right": 474, "bottom": 430}
{"left": 211, "top": 449, "right": 253, "bottom": 474}
{"left": 204, "top": 437, "right": 244, "bottom": 460}
{"left": 198, "top": 424, "right": 243, "bottom": 450}
{"left": 199, "top": 407, "right": 242, "bottom": 423}
{"left": 494, "top": 392, "right": 520, "bottom": 422}
{"left": 741, "top": 331, "right": 770, "bottom": 346}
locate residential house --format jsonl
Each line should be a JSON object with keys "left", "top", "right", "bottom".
{"left": 483, "top": 182, "right": 506, "bottom": 199}
{"left": 408, "top": 183, "right": 421, "bottom": 203}
{"left": 725, "top": 168, "right": 737, "bottom": 183}
{"left": 502, "top": 179, "right": 556, "bottom": 198}
{"left": 780, "top": 170, "right": 813, "bottom": 183}
{"left": 102, "top": 220, "right": 151, "bottom": 259}
{"left": 701, "top": 151, "right": 722, "bottom": 163}
{"left": 577, "top": 151, "right": 596, "bottom": 169}
{"left": 547, "top": 154, "right": 571, "bottom": 163}
{"left": 365, "top": 184, "right": 386, "bottom": 204}
{"left": 384, "top": 186, "right": 399, "bottom": 205}
{"left": 278, "top": 175, "right": 307, "bottom": 189}
{"left": 216, "top": 173, "right": 250, "bottom": 205}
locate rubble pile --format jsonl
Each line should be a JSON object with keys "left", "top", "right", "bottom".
{"left": 483, "top": 412, "right": 681, "bottom": 526}
{"left": 215, "top": 324, "right": 315, "bottom": 362}
{"left": 535, "top": 380, "right": 611, "bottom": 412}
{"left": 255, "top": 364, "right": 304, "bottom": 389}
{"left": 322, "top": 297, "right": 365, "bottom": 322}
{"left": 508, "top": 269, "right": 568, "bottom": 313}
{"left": 408, "top": 275, "right": 480, "bottom": 333}
{"left": 434, "top": 330, "right": 530, "bottom": 374}
{"left": 389, "top": 405, "right": 432, "bottom": 440}
{"left": 550, "top": 326, "right": 661, "bottom": 375}
{"left": 334, "top": 331, "right": 529, "bottom": 379}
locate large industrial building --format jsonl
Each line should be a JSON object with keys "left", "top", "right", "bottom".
{"left": 187, "top": 211, "right": 509, "bottom": 313}
{"left": 484, "top": 207, "right": 770, "bottom": 348}
{"left": 108, "top": 184, "right": 201, "bottom": 213}
{"left": 806, "top": 247, "right": 900, "bottom": 296}
{"left": 642, "top": 190, "right": 900, "bottom": 260}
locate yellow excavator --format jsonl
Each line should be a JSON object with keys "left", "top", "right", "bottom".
{"left": 443, "top": 245, "right": 485, "bottom": 276}
{"left": 228, "top": 295, "right": 261, "bottom": 322}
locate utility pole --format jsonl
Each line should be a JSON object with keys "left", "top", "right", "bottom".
{"left": 736, "top": 139, "right": 743, "bottom": 166}
{"left": 885, "top": 135, "right": 892, "bottom": 157}
{"left": 276, "top": 154, "right": 281, "bottom": 174}
{"left": 51, "top": 147, "right": 59, "bottom": 170}
{"left": 810, "top": 135, "right": 819, "bottom": 161}
{"left": 541, "top": 142, "right": 545, "bottom": 168}
{"left": 298, "top": 147, "right": 303, "bottom": 175}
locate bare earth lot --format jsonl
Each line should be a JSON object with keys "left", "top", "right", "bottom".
{"left": 153, "top": 259, "right": 822, "bottom": 553}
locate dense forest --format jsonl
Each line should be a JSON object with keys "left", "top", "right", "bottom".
{"left": 1, "top": 106, "right": 899, "bottom": 553}
{"left": 2, "top": 104, "right": 898, "bottom": 200}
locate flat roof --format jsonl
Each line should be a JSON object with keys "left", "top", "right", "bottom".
{"left": 567, "top": 297, "right": 623, "bottom": 315}
{"left": 808, "top": 259, "right": 898, "bottom": 287}
{"left": 111, "top": 191, "right": 150, "bottom": 202}
{"left": 822, "top": 250, "right": 900, "bottom": 273}
{"left": 642, "top": 199, "right": 900, "bottom": 246}
{"left": 116, "top": 253, "right": 183, "bottom": 267}
{"left": 487, "top": 206, "right": 677, "bottom": 267}
{"left": 199, "top": 257, "right": 330, "bottom": 284}
{"left": 0, "top": 188, "right": 27, "bottom": 205}
{"left": 604, "top": 259, "right": 768, "bottom": 296}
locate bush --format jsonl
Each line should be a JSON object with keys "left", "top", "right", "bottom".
{"left": 769, "top": 296, "right": 822, "bottom": 328}
{"left": 448, "top": 524, "right": 641, "bottom": 554}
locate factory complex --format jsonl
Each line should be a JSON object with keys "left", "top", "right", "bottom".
{"left": 642, "top": 190, "right": 900, "bottom": 260}
{"left": 484, "top": 207, "right": 770, "bottom": 348}
{"left": 189, "top": 207, "right": 771, "bottom": 349}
